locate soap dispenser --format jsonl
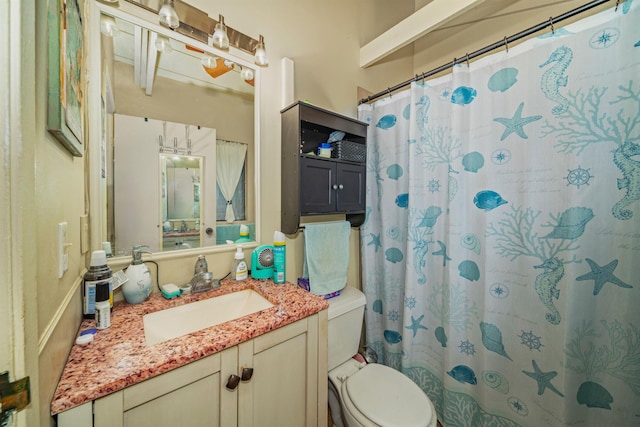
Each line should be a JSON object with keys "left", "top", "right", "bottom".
{"left": 232, "top": 246, "right": 248, "bottom": 282}
{"left": 123, "top": 245, "right": 153, "bottom": 304}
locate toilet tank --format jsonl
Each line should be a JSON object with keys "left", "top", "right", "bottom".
{"left": 327, "top": 286, "right": 367, "bottom": 371}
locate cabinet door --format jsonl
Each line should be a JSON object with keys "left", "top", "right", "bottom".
{"left": 336, "top": 163, "right": 365, "bottom": 212}
{"left": 93, "top": 352, "right": 225, "bottom": 427}
{"left": 299, "top": 157, "right": 335, "bottom": 214}
{"left": 238, "top": 316, "right": 324, "bottom": 427}
{"left": 123, "top": 375, "right": 220, "bottom": 427}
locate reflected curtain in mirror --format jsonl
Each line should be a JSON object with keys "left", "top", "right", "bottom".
{"left": 216, "top": 140, "right": 247, "bottom": 223}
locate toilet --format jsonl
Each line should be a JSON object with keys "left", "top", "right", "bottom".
{"left": 327, "top": 286, "right": 438, "bottom": 427}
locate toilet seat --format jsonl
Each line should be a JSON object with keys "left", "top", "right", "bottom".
{"left": 341, "top": 364, "right": 435, "bottom": 427}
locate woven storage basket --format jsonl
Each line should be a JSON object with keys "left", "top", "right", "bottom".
{"left": 335, "top": 140, "right": 366, "bottom": 162}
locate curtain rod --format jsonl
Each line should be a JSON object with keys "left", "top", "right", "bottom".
{"left": 359, "top": 0, "right": 614, "bottom": 105}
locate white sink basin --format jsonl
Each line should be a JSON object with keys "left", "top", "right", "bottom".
{"left": 143, "top": 289, "right": 274, "bottom": 346}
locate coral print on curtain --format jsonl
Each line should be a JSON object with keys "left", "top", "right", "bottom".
{"left": 358, "top": 2, "right": 640, "bottom": 426}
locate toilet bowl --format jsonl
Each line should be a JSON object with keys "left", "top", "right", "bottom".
{"left": 328, "top": 359, "right": 437, "bottom": 427}
{"left": 327, "top": 287, "right": 438, "bottom": 427}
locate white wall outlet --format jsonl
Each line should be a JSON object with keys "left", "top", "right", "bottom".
{"left": 58, "top": 222, "right": 69, "bottom": 279}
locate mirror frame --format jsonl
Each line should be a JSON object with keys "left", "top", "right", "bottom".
{"left": 87, "top": 0, "right": 261, "bottom": 266}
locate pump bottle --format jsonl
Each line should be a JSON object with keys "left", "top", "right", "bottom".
{"left": 122, "top": 245, "right": 153, "bottom": 304}
{"left": 232, "top": 246, "right": 248, "bottom": 282}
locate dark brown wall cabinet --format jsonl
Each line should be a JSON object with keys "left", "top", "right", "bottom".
{"left": 281, "top": 101, "right": 368, "bottom": 234}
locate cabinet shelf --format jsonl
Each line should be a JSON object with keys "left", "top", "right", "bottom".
{"left": 281, "top": 101, "right": 368, "bottom": 234}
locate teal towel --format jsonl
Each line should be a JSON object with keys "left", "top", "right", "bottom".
{"left": 303, "top": 221, "right": 350, "bottom": 296}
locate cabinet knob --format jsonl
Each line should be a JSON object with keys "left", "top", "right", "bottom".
{"left": 332, "top": 184, "right": 338, "bottom": 190}
{"left": 241, "top": 367, "right": 254, "bottom": 381}
{"left": 226, "top": 374, "right": 241, "bottom": 390}
{"left": 338, "top": 184, "right": 344, "bottom": 190}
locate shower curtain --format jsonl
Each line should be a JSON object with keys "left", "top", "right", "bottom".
{"left": 358, "top": 3, "right": 639, "bottom": 426}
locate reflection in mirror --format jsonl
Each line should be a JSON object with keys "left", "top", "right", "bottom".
{"left": 113, "top": 115, "right": 216, "bottom": 253}
{"left": 161, "top": 155, "right": 203, "bottom": 251}
{"left": 97, "top": 8, "right": 257, "bottom": 257}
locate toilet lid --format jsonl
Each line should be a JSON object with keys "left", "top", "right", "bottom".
{"left": 344, "top": 364, "right": 433, "bottom": 427}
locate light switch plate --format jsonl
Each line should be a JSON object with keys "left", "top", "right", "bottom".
{"left": 58, "top": 222, "right": 68, "bottom": 279}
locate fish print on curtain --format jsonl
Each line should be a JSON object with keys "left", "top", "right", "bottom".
{"left": 358, "top": 2, "right": 640, "bottom": 426}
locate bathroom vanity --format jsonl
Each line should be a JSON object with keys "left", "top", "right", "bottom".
{"left": 52, "top": 279, "right": 328, "bottom": 427}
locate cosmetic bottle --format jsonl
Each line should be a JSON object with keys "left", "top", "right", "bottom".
{"left": 83, "top": 250, "right": 113, "bottom": 319}
{"left": 273, "top": 231, "right": 286, "bottom": 284}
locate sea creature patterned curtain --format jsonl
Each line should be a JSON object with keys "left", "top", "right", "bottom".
{"left": 358, "top": 3, "right": 640, "bottom": 426}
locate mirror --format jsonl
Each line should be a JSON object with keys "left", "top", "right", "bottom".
{"left": 161, "top": 154, "right": 203, "bottom": 251}
{"left": 89, "top": 2, "right": 259, "bottom": 258}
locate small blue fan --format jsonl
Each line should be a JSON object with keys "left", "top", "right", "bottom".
{"left": 251, "top": 245, "right": 274, "bottom": 279}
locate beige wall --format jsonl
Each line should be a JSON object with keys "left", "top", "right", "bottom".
{"left": 113, "top": 62, "right": 254, "bottom": 143}
{"left": 35, "top": 0, "right": 87, "bottom": 424}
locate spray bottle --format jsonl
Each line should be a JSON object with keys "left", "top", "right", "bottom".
{"left": 235, "top": 224, "right": 252, "bottom": 243}
{"left": 82, "top": 250, "right": 113, "bottom": 319}
{"left": 273, "top": 231, "right": 286, "bottom": 284}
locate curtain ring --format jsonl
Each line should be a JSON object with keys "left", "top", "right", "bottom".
{"left": 615, "top": 0, "right": 619, "bottom": 11}
{"left": 465, "top": 53, "right": 470, "bottom": 67}
{"left": 503, "top": 36, "right": 509, "bottom": 53}
{"left": 549, "top": 16, "right": 555, "bottom": 34}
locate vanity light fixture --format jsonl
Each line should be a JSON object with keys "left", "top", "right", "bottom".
{"left": 155, "top": 35, "right": 173, "bottom": 53}
{"left": 241, "top": 67, "right": 255, "bottom": 86}
{"left": 202, "top": 55, "right": 235, "bottom": 78}
{"left": 100, "top": 15, "right": 120, "bottom": 37}
{"left": 126, "top": 0, "right": 269, "bottom": 66}
{"left": 158, "top": 0, "right": 180, "bottom": 29}
{"left": 211, "top": 14, "right": 230, "bottom": 50}
{"left": 240, "top": 67, "right": 254, "bottom": 81}
{"left": 254, "top": 35, "right": 269, "bottom": 66}
{"left": 201, "top": 52, "right": 217, "bottom": 69}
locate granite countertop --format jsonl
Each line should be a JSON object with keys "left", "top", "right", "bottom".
{"left": 51, "top": 278, "right": 329, "bottom": 415}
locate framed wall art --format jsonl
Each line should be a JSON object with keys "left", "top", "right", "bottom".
{"left": 47, "top": 0, "right": 84, "bottom": 157}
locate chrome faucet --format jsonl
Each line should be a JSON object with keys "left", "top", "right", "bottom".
{"left": 180, "top": 220, "right": 188, "bottom": 232}
{"left": 191, "top": 271, "right": 219, "bottom": 293}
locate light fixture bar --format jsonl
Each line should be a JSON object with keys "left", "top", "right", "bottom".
{"left": 123, "top": 0, "right": 263, "bottom": 55}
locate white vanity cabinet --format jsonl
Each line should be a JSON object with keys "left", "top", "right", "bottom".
{"left": 57, "top": 312, "right": 328, "bottom": 427}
